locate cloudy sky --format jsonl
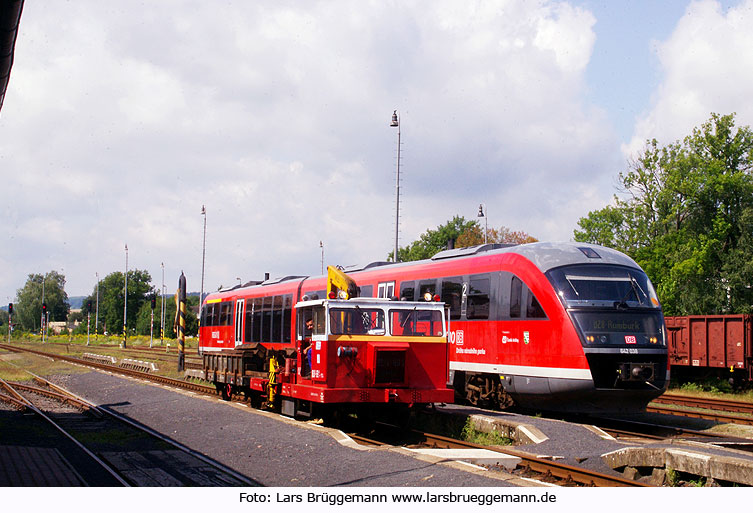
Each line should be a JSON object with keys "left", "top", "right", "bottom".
{"left": 2, "top": 0, "right": 753, "bottom": 303}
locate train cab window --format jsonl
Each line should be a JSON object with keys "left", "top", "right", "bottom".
{"left": 510, "top": 276, "right": 522, "bottom": 318}
{"left": 219, "top": 301, "right": 234, "bottom": 326}
{"left": 441, "top": 277, "right": 463, "bottom": 320}
{"left": 419, "top": 280, "right": 437, "bottom": 301}
{"left": 526, "top": 290, "right": 547, "bottom": 319}
{"left": 467, "top": 276, "right": 490, "bottom": 319}
{"left": 282, "top": 295, "right": 292, "bottom": 343}
{"left": 202, "top": 303, "right": 215, "bottom": 326}
{"left": 400, "top": 281, "right": 415, "bottom": 301}
{"left": 390, "top": 308, "right": 443, "bottom": 336}
{"left": 330, "top": 308, "right": 385, "bottom": 335}
{"left": 377, "top": 281, "right": 395, "bottom": 299}
{"left": 359, "top": 285, "right": 373, "bottom": 297}
{"left": 298, "top": 306, "right": 326, "bottom": 338}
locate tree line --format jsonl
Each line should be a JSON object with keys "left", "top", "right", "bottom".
{"left": 8, "top": 270, "right": 198, "bottom": 337}
{"left": 574, "top": 113, "right": 753, "bottom": 315}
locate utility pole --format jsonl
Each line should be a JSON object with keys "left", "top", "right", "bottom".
{"left": 390, "top": 110, "right": 402, "bottom": 262}
{"left": 122, "top": 244, "right": 128, "bottom": 348}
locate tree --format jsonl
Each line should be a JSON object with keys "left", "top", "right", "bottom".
{"left": 456, "top": 224, "right": 538, "bottom": 247}
{"left": 575, "top": 113, "right": 753, "bottom": 315}
{"left": 389, "top": 216, "right": 477, "bottom": 262}
{"left": 14, "top": 271, "right": 69, "bottom": 331}
{"left": 81, "top": 269, "right": 154, "bottom": 335}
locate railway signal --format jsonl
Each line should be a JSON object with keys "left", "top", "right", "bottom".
{"left": 6, "top": 303, "right": 12, "bottom": 343}
{"left": 177, "top": 272, "right": 187, "bottom": 371}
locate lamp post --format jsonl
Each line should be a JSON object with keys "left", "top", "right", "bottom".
{"left": 161, "top": 262, "right": 165, "bottom": 346}
{"left": 390, "top": 110, "right": 401, "bottom": 262}
{"left": 200, "top": 205, "right": 207, "bottom": 305}
{"left": 40, "top": 275, "right": 45, "bottom": 340}
{"left": 122, "top": 244, "right": 128, "bottom": 348}
{"left": 477, "top": 203, "right": 487, "bottom": 244}
{"left": 95, "top": 272, "right": 99, "bottom": 340}
{"left": 320, "top": 241, "right": 324, "bottom": 275}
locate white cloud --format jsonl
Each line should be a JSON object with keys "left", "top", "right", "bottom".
{"left": 0, "top": 0, "right": 616, "bottom": 301}
{"left": 623, "top": 0, "right": 753, "bottom": 157}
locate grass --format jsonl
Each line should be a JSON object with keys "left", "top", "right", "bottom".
{"left": 460, "top": 418, "right": 513, "bottom": 446}
{"left": 0, "top": 351, "right": 89, "bottom": 382}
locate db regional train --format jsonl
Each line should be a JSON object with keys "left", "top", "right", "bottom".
{"left": 198, "top": 242, "right": 669, "bottom": 414}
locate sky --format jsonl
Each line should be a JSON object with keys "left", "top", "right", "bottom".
{"left": 2, "top": 0, "right": 753, "bottom": 303}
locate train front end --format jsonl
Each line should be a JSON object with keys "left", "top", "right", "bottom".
{"left": 539, "top": 252, "right": 669, "bottom": 412}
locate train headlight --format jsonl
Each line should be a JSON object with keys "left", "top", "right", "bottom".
{"left": 585, "top": 335, "right": 595, "bottom": 344}
{"left": 649, "top": 336, "right": 658, "bottom": 344}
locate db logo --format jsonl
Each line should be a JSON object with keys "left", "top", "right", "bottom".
{"left": 625, "top": 335, "right": 637, "bottom": 344}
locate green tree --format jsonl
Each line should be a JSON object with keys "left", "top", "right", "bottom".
{"left": 14, "top": 271, "right": 70, "bottom": 331}
{"left": 389, "top": 216, "right": 477, "bottom": 262}
{"left": 575, "top": 113, "right": 753, "bottom": 315}
{"left": 456, "top": 224, "right": 538, "bottom": 247}
{"left": 81, "top": 270, "right": 154, "bottom": 335}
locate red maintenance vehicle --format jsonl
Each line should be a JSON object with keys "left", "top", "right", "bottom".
{"left": 195, "top": 267, "right": 453, "bottom": 419}
{"left": 198, "top": 242, "right": 669, "bottom": 414}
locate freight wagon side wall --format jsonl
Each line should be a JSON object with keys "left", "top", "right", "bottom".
{"left": 666, "top": 314, "right": 753, "bottom": 379}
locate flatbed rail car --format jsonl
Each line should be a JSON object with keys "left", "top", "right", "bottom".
{"left": 665, "top": 314, "right": 753, "bottom": 384}
{"left": 199, "top": 242, "right": 669, "bottom": 413}
{"left": 199, "top": 296, "right": 453, "bottom": 418}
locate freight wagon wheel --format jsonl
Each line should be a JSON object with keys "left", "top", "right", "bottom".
{"left": 220, "top": 383, "right": 232, "bottom": 401}
{"left": 244, "top": 390, "right": 262, "bottom": 409}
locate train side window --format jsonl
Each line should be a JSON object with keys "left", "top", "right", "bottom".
{"left": 262, "top": 296, "right": 273, "bottom": 341}
{"left": 441, "top": 276, "right": 463, "bottom": 320}
{"left": 525, "top": 289, "right": 547, "bottom": 319}
{"left": 252, "top": 298, "right": 263, "bottom": 342}
{"left": 244, "top": 301, "right": 254, "bottom": 342}
{"left": 303, "top": 290, "right": 325, "bottom": 300}
{"left": 419, "top": 280, "right": 437, "bottom": 301}
{"left": 272, "top": 295, "right": 283, "bottom": 342}
{"left": 510, "top": 276, "right": 522, "bottom": 318}
{"left": 467, "top": 275, "right": 490, "bottom": 319}
{"left": 282, "top": 295, "right": 292, "bottom": 343}
{"left": 400, "top": 281, "right": 415, "bottom": 301}
{"left": 359, "top": 285, "right": 373, "bottom": 297}
{"left": 377, "top": 281, "right": 395, "bottom": 298}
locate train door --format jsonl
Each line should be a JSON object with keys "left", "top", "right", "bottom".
{"left": 234, "top": 299, "right": 245, "bottom": 347}
{"left": 377, "top": 281, "right": 395, "bottom": 298}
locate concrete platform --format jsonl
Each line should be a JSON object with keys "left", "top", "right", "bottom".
{"left": 406, "top": 448, "right": 521, "bottom": 469}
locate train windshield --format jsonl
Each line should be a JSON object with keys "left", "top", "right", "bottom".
{"left": 546, "top": 264, "right": 660, "bottom": 309}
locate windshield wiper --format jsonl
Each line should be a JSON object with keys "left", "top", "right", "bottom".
{"left": 615, "top": 275, "right": 644, "bottom": 309}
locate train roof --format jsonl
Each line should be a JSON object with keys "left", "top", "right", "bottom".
{"left": 351, "top": 241, "right": 642, "bottom": 275}
{"left": 495, "top": 242, "right": 642, "bottom": 273}
{"left": 206, "top": 242, "right": 642, "bottom": 302}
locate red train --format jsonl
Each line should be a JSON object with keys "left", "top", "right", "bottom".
{"left": 199, "top": 242, "right": 669, "bottom": 414}
{"left": 666, "top": 315, "right": 753, "bottom": 384}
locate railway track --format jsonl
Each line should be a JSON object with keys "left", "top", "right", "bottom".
{"left": 649, "top": 393, "right": 753, "bottom": 426}
{"left": 0, "top": 359, "right": 257, "bottom": 486}
{"left": 349, "top": 424, "right": 648, "bottom": 487}
{"left": 0, "top": 375, "right": 129, "bottom": 486}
